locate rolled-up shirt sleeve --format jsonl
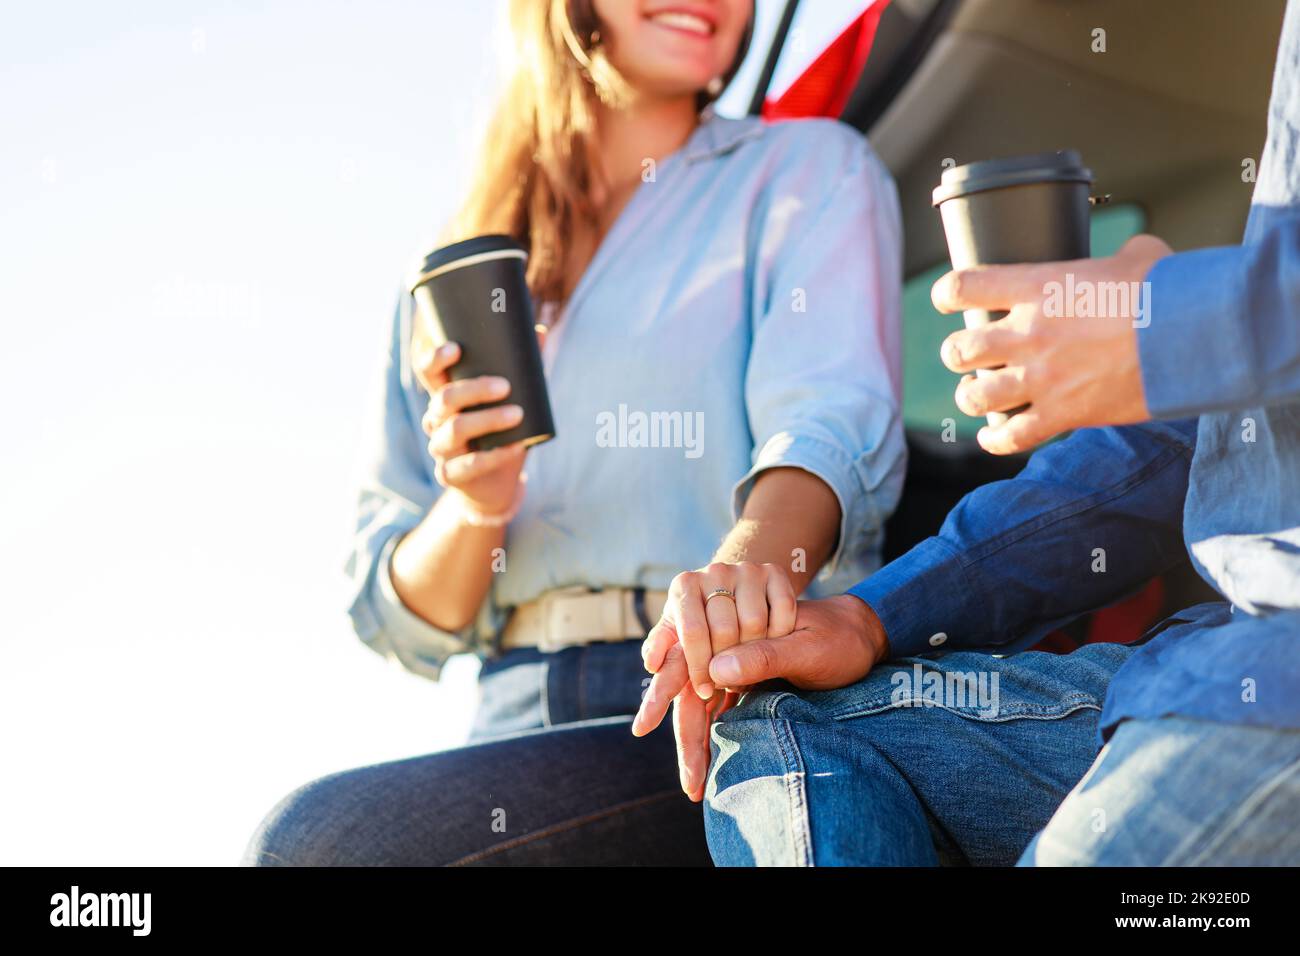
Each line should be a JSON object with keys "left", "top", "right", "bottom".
{"left": 343, "top": 288, "right": 492, "bottom": 681}
{"left": 734, "top": 130, "right": 907, "bottom": 580}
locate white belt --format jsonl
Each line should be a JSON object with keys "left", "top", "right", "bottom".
{"left": 500, "top": 587, "right": 669, "bottom": 653}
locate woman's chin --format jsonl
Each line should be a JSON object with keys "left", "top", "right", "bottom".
{"left": 626, "top": 72, "right": 719, "bottom": 103}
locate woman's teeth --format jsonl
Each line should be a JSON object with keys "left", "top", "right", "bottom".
{"left": 649, "top": 12, "right": 714, "bottom": 36}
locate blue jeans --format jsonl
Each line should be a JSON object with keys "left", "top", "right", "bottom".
{"left": 242, "top": 641, "right": 711, "bottom": 865}
{"left": 706, "top": 644, "right": 1300, "bottom": 866}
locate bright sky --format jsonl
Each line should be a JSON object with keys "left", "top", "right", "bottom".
{"left": 0, "top": 0, "right": 511, "bottom": 866}
{"left": 0, "top": 0, "right": 798, "bottom": 866}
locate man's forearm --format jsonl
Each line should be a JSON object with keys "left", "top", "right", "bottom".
{"left": 850, "top": 419, "right": 1197, "bottom": 659}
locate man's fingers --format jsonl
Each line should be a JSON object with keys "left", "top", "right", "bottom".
{"left": 932, "top": 261, "right": 1078, "bottom": 314}
{"left": 977, "top": 407, "right": 1057, "bottom": 455}
{"left": 672, "top": 687, "right": 714, "bottom": 801}
{"left": 1116, "top": 233, "right": 1174, "bottom": 263}
{"left": 709, "top": 634, "right": 804, "bottom": 688}
{"left": 932, "top": 238, "right": 1168, "bottom": 317}
{"left": 955, "top": 366, "right": 1033, "bottom": 418}
{"left": 631, "top": 642, "right": 688, "bottom": 736}
{"left": 940, "top": 317, "right": 1029, "bottom": 374}
{"left": 641, "top": 619, "right": 677, "bottom": 675}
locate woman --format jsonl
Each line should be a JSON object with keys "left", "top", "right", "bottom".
{"left": 242, "top": 0, "right": 904, "bottom": 866}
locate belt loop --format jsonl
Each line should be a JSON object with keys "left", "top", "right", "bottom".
{"left": 632, "top": 587, "right": 654, "bottom": 635}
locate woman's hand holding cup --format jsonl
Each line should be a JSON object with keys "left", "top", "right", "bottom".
{"left": 412, "top": 337, "right": 528, "bottom": 521}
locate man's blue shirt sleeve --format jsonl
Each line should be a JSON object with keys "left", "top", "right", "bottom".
{"left": 847, "top": 419, "right": 1198, "bottom": 659}
{"left": 1139, "top": 220, "right": 1300, "bottom": 417}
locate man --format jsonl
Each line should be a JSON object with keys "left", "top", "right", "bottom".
{"left": 640, "top": 2, "right": 1300, "bottom": 864}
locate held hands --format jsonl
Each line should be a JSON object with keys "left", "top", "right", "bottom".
{"left": 641, "top": 561, "right": 798, "bottom": 702}
{"left": 933, "top": 234, "right": 1173, "bottom": 455}
{"left": 634, "top": 574, "right": 887, "bottom": 800}
{"left": 632, "top": 561, "right": 795, "bottom": 798}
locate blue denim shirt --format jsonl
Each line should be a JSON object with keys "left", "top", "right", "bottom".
{"left": 852, "top": 0, "right": 1300, "bottom": 741}
{"left": 347, "top": 112, "right": 906, "bottom": 680}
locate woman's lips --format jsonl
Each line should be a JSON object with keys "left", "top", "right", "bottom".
{"left": 647, "top": 10, "right": 716, "bottom": 38}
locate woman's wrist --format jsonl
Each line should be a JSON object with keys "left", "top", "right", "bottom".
{"left": 449, "top": 474, "right": 527, "bottom": 527}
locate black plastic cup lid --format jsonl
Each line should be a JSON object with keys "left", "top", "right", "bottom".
{"left": 932, "top": 150, "right": 1093, "bottom": 206}
{"left": 409, "top": 234, "right": 528, "bottom": 291}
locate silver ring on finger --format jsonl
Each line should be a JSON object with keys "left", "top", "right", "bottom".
{"left": 705, "top": 588, "right": 736, "bottom": 606}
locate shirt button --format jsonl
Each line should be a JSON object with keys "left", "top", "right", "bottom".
{"left": 928, "top": 632, "right": 948, "bottom": 647}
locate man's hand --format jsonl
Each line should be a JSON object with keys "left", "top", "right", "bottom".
{"left": 634, "top": 594, "right": 888, "bottom": 801}
{"left": 932, "top": 234, "right": 1173, "bottom": 455}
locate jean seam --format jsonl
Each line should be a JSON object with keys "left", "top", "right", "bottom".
{"left": 1173, "top": 753, "right": 1300, "bottom": 866}
{"left": 766, "top": 693, "right": 813, "bottom": 866}
{"left": 443, "top": 789, "right": 685, "bottom": 866}
{"left": 828, "top": 696, "right": 1102, "bottom": 723}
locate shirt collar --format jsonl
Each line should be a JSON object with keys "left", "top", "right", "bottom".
{"left": 682, "top": 108, "right": 766, "bottom": 163}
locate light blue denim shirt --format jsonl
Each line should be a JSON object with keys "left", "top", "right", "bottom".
{"left": 346, "top": 112, "right": 905, "bottom": 680}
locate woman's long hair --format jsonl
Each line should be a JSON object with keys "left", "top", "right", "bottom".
{"left": 446, "top": 0, "right": 751, "bottom": 306}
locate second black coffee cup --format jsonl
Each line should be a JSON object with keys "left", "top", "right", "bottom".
{"left": 409, "top": 234, "right": 556, "bottom": 452}
{"left": 932, "top": 150, "right": 1094, "bottom": 426}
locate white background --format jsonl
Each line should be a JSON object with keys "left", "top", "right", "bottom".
{"left": 0, "top": 0, "right": 503, "bottom": 866}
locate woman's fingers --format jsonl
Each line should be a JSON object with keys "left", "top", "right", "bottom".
{"left": 438, "top": 443, "right": 525, "bottom": 486}
{"left": 423, "top": 376, "right": 511, "bottom": 435}
{"left": 677, "top": 567, "right": 731, "bottom": 701}
{"left": 428, "top": 404, "right": 523, "bottom": 458}
{"left": 421, "top": 373, "right": 523, "bottom": 490}
{"left": 703, "top": 584, "right": 741, "bottom": 654}
{"left": 666, "top": 571, "right": 714, "bottom": 701}
{"left": 764, "top": 566, "right": 798, "bottom": 637}
{"left": 641, "top": 619, "right": 677, "bottom": 675}
{"left": 732, "top": 562, "right": 769, "bottom": 644}
{"left": 413, "top": 341, "right": 459, "bottom": 393}
{"left": 659, "top": 561, "right": 800, "bottom": 699}
{"left": 673, "top": 685, "right": 715, "bottom": 801}
{"left": 632, "top": 641, "right": 688, "bottom": 736}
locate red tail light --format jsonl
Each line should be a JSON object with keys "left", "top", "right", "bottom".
{"left": 762, "top": 1, "right": 890, "bottom": 120}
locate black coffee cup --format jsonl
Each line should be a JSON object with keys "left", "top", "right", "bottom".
{"left": 409, "top": 234, "right": 556, "bottom": 452}
{"left": 932, "top": 150, "right": 1094, "bottom": 426}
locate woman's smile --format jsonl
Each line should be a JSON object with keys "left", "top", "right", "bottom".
{"left": 646, "top": 8, "right": 717, "bottom": 40}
